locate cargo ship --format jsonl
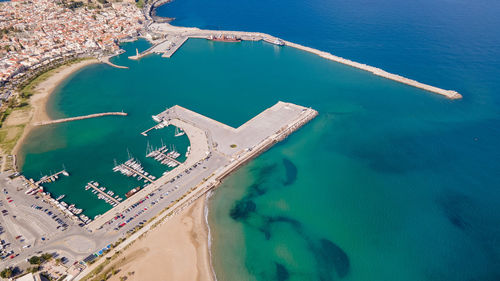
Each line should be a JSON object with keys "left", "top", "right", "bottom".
{"left": 125, "top": 186, "right": 141, "bottom": 198}
{"left": 209, "top": 34, "right": 241, "bottom": 42}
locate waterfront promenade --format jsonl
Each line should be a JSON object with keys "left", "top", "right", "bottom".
{"left": 144, "top": 22, "right": 462, "bottom": 99}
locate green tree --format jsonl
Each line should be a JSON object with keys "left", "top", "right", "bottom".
{"left": 28, "top": 256, "right": 41, "bottom": 265}
{"left": 27, "top": 266, "right": 40, "bottom": 273}
{"left": 41, "top": 253, "right": 53, "bottom": 261}
{"left": 0, "top": 268, "right": 13, "bottom": 278}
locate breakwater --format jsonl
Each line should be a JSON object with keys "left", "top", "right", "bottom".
{"left": 34, "top": 112, "right": 128, "bottom": 126}
{"left": 283, "top": 41, "right": 462, "bottom": 99}
{"left": 144, "top": 22, "right": 462, "bottom": 99}
{"left": 99, "top": 55, "right": 129, "bottom": 69}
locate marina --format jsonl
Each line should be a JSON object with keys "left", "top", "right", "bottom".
{"left": 87, "top": 101, "right": 318, "bottom": 231}
{"left": 85, "top": 181, "right": 121, "bottom": 206}
{"left": 113, "top": 158, "right": 155, "bottom": 183}
{"left": 1, "top": 101, "right": 317, "bottom": 272}
{"left": 145, "top": 145, "right": 181, "bottom": 167}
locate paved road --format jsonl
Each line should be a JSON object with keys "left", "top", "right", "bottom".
{"left": 0, "top": 151, "right": 227, "bottom": 269}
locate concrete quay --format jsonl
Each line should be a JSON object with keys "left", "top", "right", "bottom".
{"left": 34, "top": 112, "right": 128, "bottom": 126}
{"left": 144, "top": 22, "right": 462, "bottom": 99}
{"left": 87, "top": 101, "right": 316, "bottom": 232}
{"left": 78, "top": 101, "right": 316, "bottom": 279}
{"left": 128, "top": 35, "right": 188, "bottom": 60}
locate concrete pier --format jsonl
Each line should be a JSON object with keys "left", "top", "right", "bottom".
{"left": 128, "top": 35, "right": 188, "bottom": 59}
{"left": 86, "top": 101, "right": 317, "bottom": 231}
{"left": 34, "top": 112, "right": 128, "bottom": 126}
{"left": 35, "top": 169, "right": 69, "bottom": 185}
{"left": 118, "top": 164, "right": 154, "bottom": 183}
{"left": 87, "top": 183, "right": 120, "bottom": 205}
{"left": 154, "top": 150, "right": 181, "bottom": 165}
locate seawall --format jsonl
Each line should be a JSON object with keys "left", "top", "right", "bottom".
{"left": 34, "top": 112, "right": 128, "bottom": 126}
{"left": 144, "top": 13, "right": 462, "bottom": 100}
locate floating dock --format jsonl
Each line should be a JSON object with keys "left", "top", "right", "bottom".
{"left": 146, "top": 145, "right": 181, "bottom": 167}
{"left": 35, "top": 169, "right": 69, "bottom": 185}
{"left": 113, "top": 159, "right": 155, "bottom": 183}
{"left": 141, "top": 119, "right": 169, "bottom": 136}
{"left": 86, "top": 182, "right": 120, "bottom": 205}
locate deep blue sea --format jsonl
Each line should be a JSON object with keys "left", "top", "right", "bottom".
{"left": 156, "top": 0, "right": 500, "bottom": 280}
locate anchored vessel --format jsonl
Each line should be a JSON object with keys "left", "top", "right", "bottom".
{"left": 209, "top": 34, "right": 241, "bottom": 42}
{"left": 263, "top": 37, "right": 285, "bottom": 46}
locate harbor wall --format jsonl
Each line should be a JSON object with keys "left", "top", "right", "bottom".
{"left": 34, "top": 112, "right": 128, "bottom": 126}
{"left": 145, "top": 19, "right": 462, "bottom": 99}
{"left": 283, "top": 41, "right": 462, "bottom": 99}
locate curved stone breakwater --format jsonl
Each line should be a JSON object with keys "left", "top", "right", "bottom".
{"left": 144, "top": 22, "right": 462, "bottom": 99}
{"left": 99, "top": 55, "right": 129, "bottom": 69}
{"left": 34, "top": 112, "right": 128, "bottom": 126}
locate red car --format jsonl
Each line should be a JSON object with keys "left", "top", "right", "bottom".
{"left": 8, "top": 200, "right": 13, "bottom": 203}
{"left": 9, "top": 255, "right": 15, "bottom": 259}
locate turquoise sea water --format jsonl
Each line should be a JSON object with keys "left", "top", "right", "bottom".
{"left": 157, "top": 0, "right": 500, "bottom": 280}
{"left": 18, "top": 1, "right": 500, "bottom": 280}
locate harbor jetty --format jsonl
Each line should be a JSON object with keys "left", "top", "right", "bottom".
{"left": 35, "top": 169, "right": 69, "bottom": 185}
{"left": 142, "top": 22, "right": 462, "bottom": 99}
{"left": 86, "top": 101, "right": 317, "bottom": 231}
{"left": 141, "top": 119, "right": 169, "bottom": 136}
{"left": 113, "top": 158, "right": 155, "bottom": 183}
{"left": 85, "top": 182, "right": 120, "bottom": 205}
{"left": 98, "top": 55, "right": 129, "bottom": 69}
{"left": 129, "top": 35, "right": 188, "bottom": 59}
{"left": 34, "top": 112, "right": 128, "bottom": 126}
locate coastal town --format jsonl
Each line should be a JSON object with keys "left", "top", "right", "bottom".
{"left": 0, "top": 0, "right": 144, "bottom": 97}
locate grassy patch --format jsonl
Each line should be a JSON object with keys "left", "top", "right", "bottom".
{"left": 0, "top": 57, "right": 91, "bottom": 155}
{"left": 0, "top": 125, "right": 25, "bottom": 154}
{"left": 135, "top": 0, "right": 145, "bottom": 8}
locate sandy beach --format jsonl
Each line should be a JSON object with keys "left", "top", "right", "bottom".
{"left": 10, "top": 59, "right": 100, "bottom": 159}
{"left": 107, "top": 194, "right": 215, "bottom": 281}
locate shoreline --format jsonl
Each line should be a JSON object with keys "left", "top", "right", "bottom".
{"left": 205, "top": 190, "right": 218, "bottom": 281}
{"left": 105, "top": 194, "right": 215, "bottom": 281}
{"left": 11, "top": 59, "right": 101, "bottom": 165}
